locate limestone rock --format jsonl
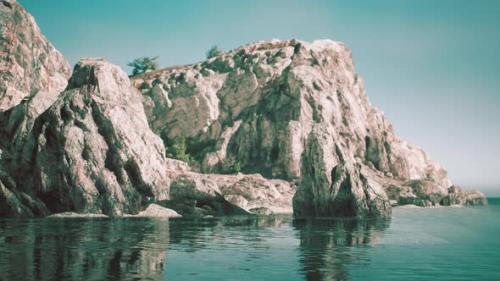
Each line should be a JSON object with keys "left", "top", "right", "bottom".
{"left": 14, "top": 58, "right": 171, "bottom": 216}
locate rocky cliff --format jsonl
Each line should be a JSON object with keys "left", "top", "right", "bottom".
{"left": 0, "top": 1, "right": 486, "bottom": 218}
{"left": 133, "top": 39, "right": 486, "bottom": 217}
{"left": 0, "top": 0, "right": 71, "bottom": 216}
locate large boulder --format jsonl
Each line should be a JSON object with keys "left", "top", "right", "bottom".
{"left": 12, "top": 58, "right": 171, "bottom": 216}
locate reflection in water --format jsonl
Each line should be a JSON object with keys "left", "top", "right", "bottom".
{"left": 0, "top": 218, "right": 170, "bottom": 281}
{"left": 2, "top": 206, "right": 499, "bottom": 281}
{"left": 0, "top": 216, "right": 390, "bottom": 281}
{"left": 293, "top": 218, "right": 390, "bottom": 281}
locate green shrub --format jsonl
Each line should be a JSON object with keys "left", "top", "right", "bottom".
{"left": 127, "top": 56, "right": 159, "bottom": 76}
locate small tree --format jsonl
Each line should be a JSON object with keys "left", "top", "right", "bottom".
{"left": 206, "top": 45, "right": 222, "bottom": 59}
{"left": 127, "top": 56, "right": 159, "bottom": 76}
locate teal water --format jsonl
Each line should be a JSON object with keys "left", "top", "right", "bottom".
{"left": 0, "top": 199, "right": 499, "bottom": 281}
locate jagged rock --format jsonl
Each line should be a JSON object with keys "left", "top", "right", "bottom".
{"left": 161, "top": 172, "right": 295, "bottom": 217}
{"left": 133, "top": 39, "right": 480, "bottom": 217}
{"left": 293, "top": 162, "right": 391, "bottom": 218}
{"left": 12, "top": 58, "right": 171, "bottom": 216}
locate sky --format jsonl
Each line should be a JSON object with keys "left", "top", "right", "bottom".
{"left": 19, "top": 0, "right": 500, "bottom": 195}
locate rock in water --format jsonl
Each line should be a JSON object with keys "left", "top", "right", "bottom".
{"left": 294, "top": 162, "right": 391, "bottom": 218}
{"left": 133, "top": 204, "right": 181, "bottom": 218}
{"left": 133, "top": 39, "right": 486, "bottom": 217}
{"left": 14, "top": 58, "right": 171, "bottom": 216}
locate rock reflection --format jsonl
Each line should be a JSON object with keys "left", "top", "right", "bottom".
{"left": 168, "top": 215, "right": 292, "bottom": 252}
{"left": 0, "top": 218, "right": 170, "bottom": 281}
{"left": 293, "top": 218, "right": 390, "bottom": 281}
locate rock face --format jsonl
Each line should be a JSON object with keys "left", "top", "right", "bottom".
{"left": 133, "top": 39, "right": 486, "bottom": 217}
{"left": 0, "top": 0, "right": 71, "bottom": 217}
{"left": 10, "top": 58, "right": 172, "bottom": 216}
{"left": 162, "top": 172, "right": 295, "bottom": 217}
{"left": 0, "top": 1, "right": 487, "bottom": 218}
{"left": 0, "top": 0, "right": 70, "bottom": 112}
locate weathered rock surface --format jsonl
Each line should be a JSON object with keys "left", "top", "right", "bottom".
{"left": 0, "top": 0, "right": 70, "bottom": 112}
{"left": 162, "top": 172, "right": 295, "bottom": 217}
{"left": 133, "top": 203, "right": 182, "bottom": 218}
{"left": 133, "top": 39, "right": 486, "bottom": 217}
{"left": 10, "top": 58, "right": 172, "bottom": 216}
{"left": 0, "top": 0, "right": 71, "bottom": 217}
{"left": 293, "top": 162, "right": 391, "bottom": 218}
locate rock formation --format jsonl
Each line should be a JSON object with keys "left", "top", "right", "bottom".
{"left": 0, "top": 1, "right": 487, "bottom": 218}
{"left": 12, "top": 58, "right": 172, "bottom": 216}
{"left": 134, "top": 39, "right": 486, "bottom": 217}
{"left": 0, "top": 0, "right": 71, "bottom": 216}
{"left": 163, "top": 172, "right": 295, "bottom": 217}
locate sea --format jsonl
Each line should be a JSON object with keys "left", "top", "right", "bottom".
{"left": 1, "top": 199, "right": 499, "bottom": 281}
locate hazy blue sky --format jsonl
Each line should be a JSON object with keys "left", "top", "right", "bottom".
{"left": 19, "top": 0, "right": 500, "bottom": 194}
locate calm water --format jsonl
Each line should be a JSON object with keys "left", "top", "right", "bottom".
{"left": 1, "top": 199, "right": 499, "bottom": 281}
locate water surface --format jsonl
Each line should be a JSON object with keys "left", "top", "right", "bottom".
{"left": 1, "top": 199, "right": 499, "bottom": 281}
